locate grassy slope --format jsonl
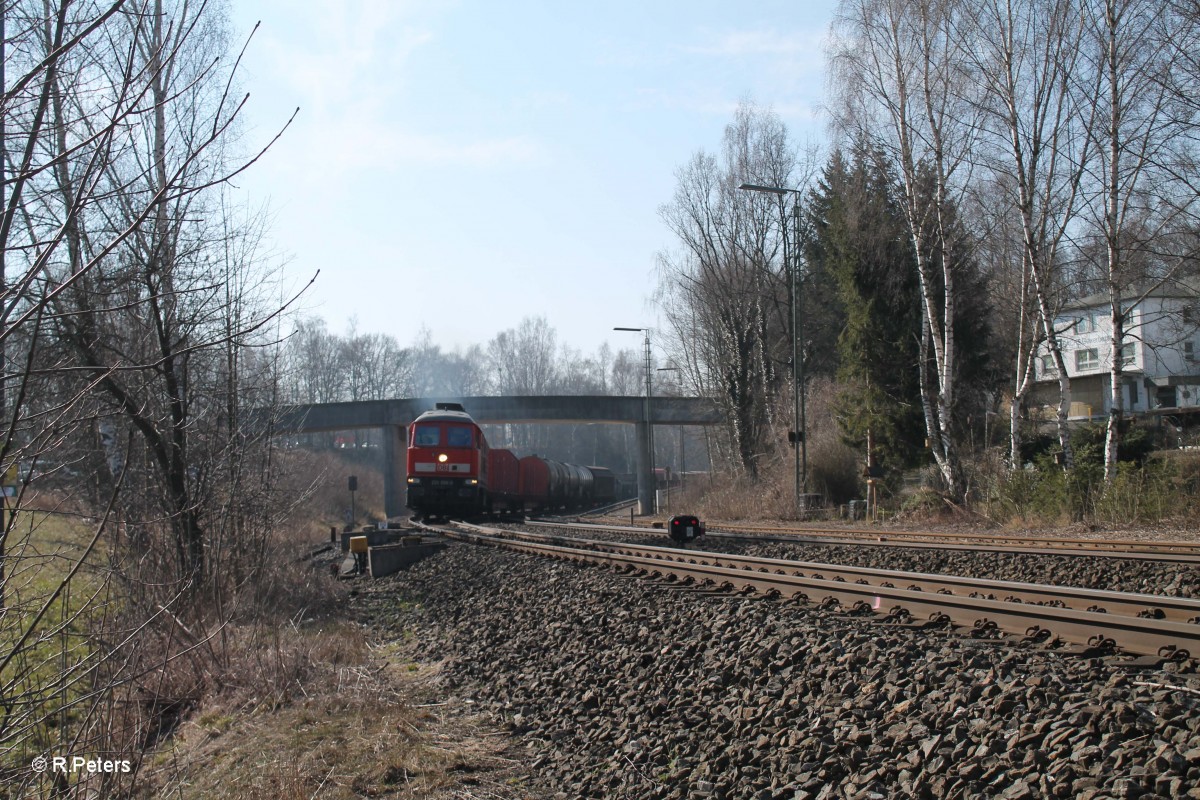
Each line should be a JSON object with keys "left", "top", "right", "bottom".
{"left": 150, "top": 626, "right": 531, "bottom": 799}
{"left": 1, "top": 510, "right": 111, "bottom": 774}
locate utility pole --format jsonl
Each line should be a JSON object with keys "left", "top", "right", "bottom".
{"left": 739, "top": 183, "right": 808, "bottom": 508}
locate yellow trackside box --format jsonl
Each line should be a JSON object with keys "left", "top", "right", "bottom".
{"left": 349, "top": 536, "right": 369, "bottom": 554}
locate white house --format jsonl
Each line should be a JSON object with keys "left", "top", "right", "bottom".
{"left": 1030, "top": 287, "right": 1200, "bottom": 420}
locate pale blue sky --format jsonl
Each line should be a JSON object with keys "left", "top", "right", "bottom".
{"left": 228, "top": 0, "right": 836, "bottom": 356}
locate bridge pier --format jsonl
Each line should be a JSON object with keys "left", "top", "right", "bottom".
{"left": 383, "top": 424, "right": 407, "bottom": 519}
{"left": 635, "top": 421, "right": 654, "bottom": 516}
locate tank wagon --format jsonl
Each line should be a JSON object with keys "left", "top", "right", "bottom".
{"left": 405, "top": 403, "right": 618, "bottom": 519}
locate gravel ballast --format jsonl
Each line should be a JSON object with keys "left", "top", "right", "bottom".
{"left": 359, "top": 542, "right": 1200, "bottom": 799}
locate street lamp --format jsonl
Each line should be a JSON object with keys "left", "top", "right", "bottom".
{"left": 614, "top": 327, "right": 655, "bottom": 514}
{"left": 738, "top": 182, "right": 808, "bottom": 508}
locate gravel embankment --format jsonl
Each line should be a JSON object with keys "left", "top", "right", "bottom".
{"left": 359, "top": 543, "right": 1200, "bottom": 800}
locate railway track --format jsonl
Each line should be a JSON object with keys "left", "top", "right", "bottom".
{"left": 709, "top": 520, "right": 1200, "bottom": 553}
{"left": 429, "top": 520, "right": 1200, "bottom": 662}
{"left": 536, "top": 518, "right": 1200, "bottom": 563}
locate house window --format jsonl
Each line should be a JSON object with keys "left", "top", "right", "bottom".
{"left": 1119, "top": 343, "right": 1136, "bottom": 367}
{"left": 1186, "top": 341, "right": 1196, "bottom": 362}
{"left": 1075, "top": 348, "right": 1099, "bottom": 371}
{"left": 1039, "top": 355, "right": 1058, "bottom": 378}
{"left": 1075, "top": 314, "right": 1094, "bottom": 334}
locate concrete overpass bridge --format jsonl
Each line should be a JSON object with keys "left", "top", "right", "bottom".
{"left": 274, "top": 396, "right": 724, "bottom": 517}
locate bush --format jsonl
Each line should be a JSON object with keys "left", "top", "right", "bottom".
{"left": 984, "top": 451, "right": 1199, "bottom": 527}
{"left": 807, "top": 434, "right": 863, "bottom": 505}
{"left": 987, "top": 466, "right": 1075, "bottom": 524}
{"left": 1098, "top": 454, "right": 1200, "bottom": 524}
{"left": 899, "top": 486, "right": 945, "bottom": 516}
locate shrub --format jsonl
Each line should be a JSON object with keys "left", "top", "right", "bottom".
{"left": 807, "top": 433, "right": 862, "bottom": 505}
{"left": 984, "top": 448, "right": 1199, "bottom": 527}
{"left": 987, "top": 467, "right": 1055, "bottom": 524}
{"left": 1092, "top": 460, "right": 1194, "bottom": 525}
{"left": 899, "top": 486, "right": 945, "bottom": 516}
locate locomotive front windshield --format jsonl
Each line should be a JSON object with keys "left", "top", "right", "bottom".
{"left": 413, "top": 425, "right": 440, "bottom": 447}
{"left": 446, "top": 426, "right": 474, "bottom": 447}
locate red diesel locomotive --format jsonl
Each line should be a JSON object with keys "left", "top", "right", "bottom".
{"left": 405, "top": 403, "right": 617, "bottom": 519}
{"left": 405, "top": 403, "right": 489, "bottom": 517}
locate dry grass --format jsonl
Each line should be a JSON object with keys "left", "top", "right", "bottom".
{"left": 115, "top": 455, "right": 532, "bottom": 799}
{"left": 148, "top": 631, "right": 531, "bottom": 800}
{"left": 273, "top": 448, "right": 389, "bottom": 538}
{"left": 5, "top": 441, "right": 528, "bottom": 798}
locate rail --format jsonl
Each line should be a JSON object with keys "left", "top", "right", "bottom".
{"left": 438, "top": 521, "right": 1200, "bottom": 661}
{"left": 530, "top": 519, "right": 1200, "bottom": 564}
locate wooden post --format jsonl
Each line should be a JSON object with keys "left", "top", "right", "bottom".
{"left": 866, "top": 428, "right": 875, "bottom": 520}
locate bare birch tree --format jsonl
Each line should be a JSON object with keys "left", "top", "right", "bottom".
{"left": 831, "top": 0, "right": 982, "bottom": 499}
{"left": 967, "top": 0, "right": 1092, "bottom": 468}
{"left": 1075, "top": 0, "right": 1195, "bottom": 478}
{"left": 1163, "top": 2, "right": 1200, "bottom": 211}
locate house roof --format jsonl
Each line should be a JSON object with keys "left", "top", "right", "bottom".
{"left": 1062, "top": 280, "right": 1200, "bottom": 312}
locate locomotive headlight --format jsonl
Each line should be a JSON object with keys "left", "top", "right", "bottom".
{"left": 437, "top": 453, "right": 448, "bottom": 463}
{"left": 407, "top": 477, "right": 421, "bottom": 484}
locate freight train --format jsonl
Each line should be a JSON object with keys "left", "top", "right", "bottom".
{"left": 405, "top": 403, "right": 618, "bottom": 519}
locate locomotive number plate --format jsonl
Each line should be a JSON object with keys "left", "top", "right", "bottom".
{"left": 416, "top": 462, "right": 471, "bottom": 474}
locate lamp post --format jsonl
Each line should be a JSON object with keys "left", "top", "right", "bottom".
{"left": 614, "top": 327, "right": 655, "bottom": 514}
{"left": 738, "top": 182, "right": 808, "bottom": 508}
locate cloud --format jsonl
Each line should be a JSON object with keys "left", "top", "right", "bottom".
{"left": 254, "top": 9, "right": 433, "bottom": 114}
{"left": 244, "top": 1, "right": 540, "bottom": 175}
{"left": 657, "top": 27, "right": 829, "bottom": 125}
{"left": 273, "top": 115, "right": 542, "bottom": 177}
